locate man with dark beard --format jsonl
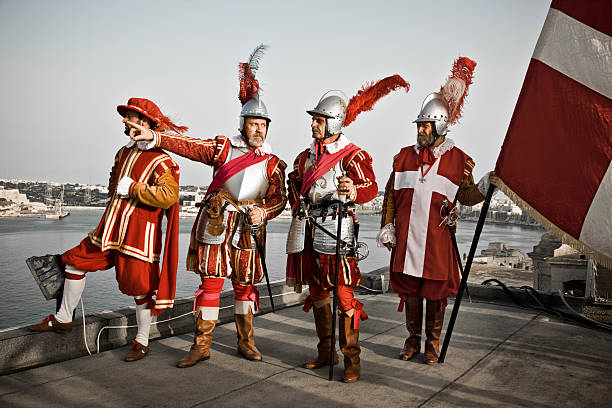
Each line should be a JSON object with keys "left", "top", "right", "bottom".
{"left": 378, "top": 58, "right": 496, "bottom": 365}
{"left": 28, "top": 97, "right": 183, "bottom": 362}
{"left": 132, "top": 46, "right": 287, "bottom": 367}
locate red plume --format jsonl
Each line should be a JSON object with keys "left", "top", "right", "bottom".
{"left": 344, "top": 74, "right": 410, "bottom": 127}
{"left": 238, "top": 62, "right": 260, "bottom": 106}
{"left": 440, "top": 57, "right": 477, "bottom": 125}
{"left": 157, "top": 115, "right": 189, "bottom": 134}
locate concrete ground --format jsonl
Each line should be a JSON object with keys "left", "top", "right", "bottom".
{"left": 1, "top": 293, "right": 611, "bottom": 408}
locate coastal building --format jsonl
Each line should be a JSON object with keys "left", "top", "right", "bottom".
{"left": 0, "top": 186, "right": 47, "bottom": 216}
{"left": 473, "top": 242, "right": 529, "bottom": 269}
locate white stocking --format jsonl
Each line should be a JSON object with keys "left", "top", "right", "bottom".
{"left": 134, "top": 296, "right": 152, "bottom": 346}
{"left": 55, "top": 265, "right": 86, "bottom": 324}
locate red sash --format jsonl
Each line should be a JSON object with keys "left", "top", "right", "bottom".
{"left": 292, "top": 143, "right": 359, "bottom": 210}
{"left": 205, "top": 149, "right": 270, "bottom": 197}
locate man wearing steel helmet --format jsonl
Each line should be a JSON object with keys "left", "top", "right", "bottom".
{"left": 378, "top": 58, "right": 496, "bottom": 365}
{"left": 27, "top": 98, "right": 183, "bottom": 362}
{"left": 286, "top": 89, "right": 379, "bottom": 383}
{"left": 132, "top": 47, "right": 287, "bottom": 367}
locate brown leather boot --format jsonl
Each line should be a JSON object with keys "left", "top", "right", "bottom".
{"left": 303, "top": 303, "right": 339, "bottom": 369}
{"left": 176, "top": 313, "right": 217, "bottom": 368}
{"left": 424, "top": 299, "right": 445, "bottom": 365}
{"left": 235, "top": 310, "right": 262, "bottom": 361}
{"left": 339, "top": 313, "right": 360, "bottom": 382}
{"left": 27, "top": 314, "right": 73, "bottom": 333}
{"left": 400, "top": 297, "right": 423, "bottom": 361}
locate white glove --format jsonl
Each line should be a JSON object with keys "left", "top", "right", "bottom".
{"left": 477, "top": 171, "right": 492, "bottom": 196}
{"left": 116, "top": 176, "right": 135, "bottom": 197}
{"left": 376, "top": 223, "right": 397, "bottom": 247}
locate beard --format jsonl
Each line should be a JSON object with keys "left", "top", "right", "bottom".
{"left": 247, "top": 132, "right": 265, "bottom": 147}
{"left": 417, "top": 131, "right": 434, "bottom": 147}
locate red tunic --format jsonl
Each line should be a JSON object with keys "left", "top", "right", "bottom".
{"left": 390, "top": 144, "right": 472, "bottom": 281}
{"left": 87, "top": 145, "right": 180, "bottom": 314}
{"left": 286, "top": 144, "right": 378, "bottom": 291}
{"left": 156, "top": 133, "right": 287, "bottom": 285}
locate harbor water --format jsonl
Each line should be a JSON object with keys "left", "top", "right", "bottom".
{"left": 0, "top": 209, "right": 544, "bottom": 330}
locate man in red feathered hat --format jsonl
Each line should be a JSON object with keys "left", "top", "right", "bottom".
{"left": 132, "top": 45, "right": 287, "bottom": 367}
{"left": 286, "top": 76, "right": 408, "bottom": 382}
{"left": 378, "top": 58, "right": 497, "bottom": 365}
{"left": 27, "top": 97, "right": 184, "bottom": 362}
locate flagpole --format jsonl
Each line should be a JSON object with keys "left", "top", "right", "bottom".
{"left": 439, "top": 184, "right": 495, "bottom": 363}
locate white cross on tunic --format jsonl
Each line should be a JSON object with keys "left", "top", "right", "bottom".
{"left": 394, "top": 159, "right": 459, "bottom": 277}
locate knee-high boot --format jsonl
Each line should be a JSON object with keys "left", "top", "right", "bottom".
{"left": 235, "top": 308, "right": 262, "bottom": 361}
{"left": 176, "top": 311, "right": 217, "bottom": 368}
{"left": 339, "top": 313, "right": 360, "bottom": 382}
{"left": 303, "top": 302, "right": 339, "bottom": 369}
{"left": 400, "top": 296, "right": 423, "bottom": 360}
{"left": 424, "top": 299, "right": 445, "bottom": 365}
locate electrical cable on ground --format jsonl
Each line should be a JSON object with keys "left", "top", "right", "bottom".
{"left": 93, "top": 290, "right": 298, "bottom": 354}
{"left": 481, "top": 278, "right": 612, "bottom": 333}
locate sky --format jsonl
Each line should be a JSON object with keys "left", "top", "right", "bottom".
{"left": 0, "top": 0, "right": 551, "bottom": 187}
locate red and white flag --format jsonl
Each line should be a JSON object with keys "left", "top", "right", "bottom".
{"left": 495, "top": 0, "right": 612, "bottom": 268}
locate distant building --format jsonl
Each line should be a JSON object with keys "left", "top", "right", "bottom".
{"left": 474, "top": 242, "right": 529, "bottom": 269}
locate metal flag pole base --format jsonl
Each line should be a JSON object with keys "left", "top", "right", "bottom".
{"left": 439, "top": 184, "right": 495, "bottom": 363}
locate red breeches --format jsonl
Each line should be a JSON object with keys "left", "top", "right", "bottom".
{"left": 61, "top": 237, "right": 159, "bottom": 297}
{"left": 308, "top": 283, "right": 355, "bottom": 313}
{"left": 286, "top": 229, "right": 362, "bottom": 290}
{"left": 390, "top": 271, "right": 459, "bottom": 305}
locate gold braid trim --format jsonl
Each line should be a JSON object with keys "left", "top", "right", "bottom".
{"left": 496, "top": 178, "right": 612, "bottom": 270}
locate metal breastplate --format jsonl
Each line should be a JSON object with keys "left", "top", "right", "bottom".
{"left": 218, "top": 146, "right": 270, "bottom": 201}
{"left": 307, "top": 159, "right": 343, "bottom": 204}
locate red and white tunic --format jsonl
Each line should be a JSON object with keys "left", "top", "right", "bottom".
{"left": 153, "top": 132, "right": 287, "bottom": 286}
{"left": 90, "top": 145, "right": 179, "bottom": 263}
{"left": 286, "top": 135, "right": 378, "bottom": 291}
{"left": 84, "top": 143, "right": 180, "bottom": 313}
{"left": 380, "top": 138, "right": 485, "bottom": 281}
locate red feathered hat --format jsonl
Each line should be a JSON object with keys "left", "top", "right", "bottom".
{"left": 117, "top": 97, "right": 188, "bottom": 134}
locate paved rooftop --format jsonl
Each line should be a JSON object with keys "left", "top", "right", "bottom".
{"left": 1, "top": 293, "right": 611, "bottom": 408}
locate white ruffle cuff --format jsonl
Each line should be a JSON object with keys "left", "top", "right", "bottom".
{"left": 376, "top": 223, "right": 396, "bottom": 247}
{"left": 137, "top": 139, "right": 156, "bottom": 151}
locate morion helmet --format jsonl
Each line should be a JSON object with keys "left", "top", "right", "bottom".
{"left": 413, "top": 93, "right": 450, "bottom": 136}
{"left": 307, "top": 90, "right": 348, "bottom": 137}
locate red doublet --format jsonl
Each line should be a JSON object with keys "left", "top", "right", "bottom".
{"left": 286, "top": 145, "right": 378, "bottom": 290}
{"left": 70, "top": 145, "right": 180, "bottom": 314}
{"left": 390, "top": 144, "right": 473, "bottom": 298}
{"left": 157, "top": 134, "right": 287, "bottom": 286}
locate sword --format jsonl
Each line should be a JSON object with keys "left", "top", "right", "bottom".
{"left": 329, "top": 198, "right": 344, "bottom": 381}
{"left": 247, "top": 208, "right": 275, "bottom": 313}
{"left": 442, "top": 200, "right": 471, "bottom": 303}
